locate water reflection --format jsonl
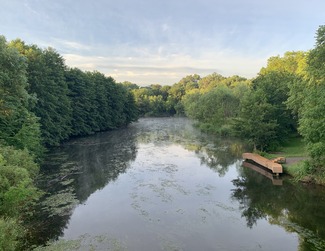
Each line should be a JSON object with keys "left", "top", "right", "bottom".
{"left": 31, "top": 126, "right": 138, "bottom": 246}
{"left": 232, "top": 165, "right": 325, "bottom": 251}
{"left": 30, "top": 118, "right": 325, "bottom": 251}
{"left": 242, "top": 160, "right": 283, "bottom": 185}
{"left": 31, "top": 118, "right": 245, "bottom": 247}
{"left": 134, "top": 118, "right": 245, "bottom": 176}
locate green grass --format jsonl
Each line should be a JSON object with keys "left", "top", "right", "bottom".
{"left": 264, "top": 136, "right": 307, "bottom": 159}
{"left": 260, "top": 136, "right": 325, "bottom": 185}
{"left": 284, "top": 161, "right": 307, "bottom": 180}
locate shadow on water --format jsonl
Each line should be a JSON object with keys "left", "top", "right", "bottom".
{"left": 232, "top": 162, "right": 325, "bottom": 251}
{"left": 29, "top": 125, "right": 138, "bottom": 246}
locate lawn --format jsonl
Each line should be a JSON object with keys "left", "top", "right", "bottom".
{"left": 265, "top": 136, "right": 307, "bottom": 159}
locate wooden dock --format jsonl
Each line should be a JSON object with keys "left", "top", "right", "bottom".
{"left": 242, "top": 153, "right": 283, "bottom": 175}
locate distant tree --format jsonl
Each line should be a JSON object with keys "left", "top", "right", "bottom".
{"left": 133, "top": 88, "right": 151, "bottom": 116}
{"left": 198, "top": 72, "right": 225, "bottom": 92}
{"left": 121, "top": 81, "right": 139, "bottom": 91}
{"left": 183, "top": 85, "right": 240, "bottom": 135}
{"left": 123, "top": 89, "right": 138, "bottom": 123}
{"left": 167, "top": 74, "right": 200, "bottom": 114}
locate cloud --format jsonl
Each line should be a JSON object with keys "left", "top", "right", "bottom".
{"left": 2, "top": 0, "right": 323, "bottom": 86}
{"left": 62, "top": 46, "right": 267, "bottom": 86}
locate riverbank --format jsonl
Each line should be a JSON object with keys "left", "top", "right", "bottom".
{"left": 262, "top": 136, "right": 325, "bottom": 186}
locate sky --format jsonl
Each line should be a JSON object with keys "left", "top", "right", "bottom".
{"left": 0, "top": 0, "right": 324, "bottom": 86}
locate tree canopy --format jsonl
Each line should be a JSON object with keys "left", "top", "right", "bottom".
{"left": 0, "top": 36, "right": 139, "bottom": 250}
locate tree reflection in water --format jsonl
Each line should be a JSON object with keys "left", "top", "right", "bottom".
{"left": 28, "top": 118, "right": 325, "bottom": 251}
{"left": 232, "top": 165, "right": 325, "bottom": 251}
{"left": 29, "top": 125, "right": 138, "bottom": 247}
{"left": 30, "top": 118, "right": 246, "bottom": 247}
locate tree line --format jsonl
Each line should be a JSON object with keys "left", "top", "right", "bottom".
{"left": 0, "top": 37, "right": 138, "bottom": 250}
{"left": 129, "top": 25, "right": 325, "bottom": 183}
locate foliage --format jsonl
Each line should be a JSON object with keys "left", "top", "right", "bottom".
{"left": 234, "top": 71, "right": 299, "bottom": 151}
{"left": 65, "top": 68, "right": 95, "bottom": 136}
{"left": 259, "top": 51, "right": 308, "bottom": 76}
{"left": 131, "top": 73, "right": 250, "bottom": 120}
{"left": 0, "top": 146, "right": 41, "bottom": 216}
{"left": 9, "top": 39, "right": 138, "bottom": 146}
{"left": 298, "top": 83, "right": 325, "bottom": 172}
{"left": 183, "top": 85, "right": 241, "bottom": 135}
{"left": 132, "top": 84, "right": 175, "bottom": 116}
{"left": 0, "top": 146, "right": 41, "bottom": 250}
{"left": 28, "top": 46, "right": 72, "bottom": 146}
{"left": 1, "top": 36, "right": 139, "bottom": 250}
{"left": 0, "top": 37, "right": 43, "bottom": 156}
{"left": 286, "top": 25, "right": 325, "bottom": 176}
{"left": 0, "top": 217, "right": 23, "bottom": 251}
{"left": 233, "top": 89, "right": 278, "bottom": 151}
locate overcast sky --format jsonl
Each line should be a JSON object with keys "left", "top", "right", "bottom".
{"left": 1, "top": 0, "right": 324, "bottom": 85}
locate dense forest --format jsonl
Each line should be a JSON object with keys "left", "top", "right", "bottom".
{"left": 0, "top": 25, "right": 324, "bottom": 250}
{"left": 0, "top": 37, "right": 138, "bottom": 250}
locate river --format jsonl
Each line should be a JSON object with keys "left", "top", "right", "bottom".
{"left": 32, "top": 118, "right": 325, "bottom": 251}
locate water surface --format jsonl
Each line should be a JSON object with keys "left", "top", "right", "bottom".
{"left": 34, "top": 118, "right": 325, "bottom": 251}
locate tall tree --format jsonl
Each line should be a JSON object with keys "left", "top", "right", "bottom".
{"left": 233, "top": 89, "right": 278, "bottom": 151}
{"left": 298, "top": 25, "right": 325, "bottom": 171}
{"left": 65, "top": 68, "right": 94, "bottom": 136}
{"left": 0, "top": 37, "right": 43, "bottom": 156}
{"left": 10, "top": 40, "right": 72, "bottom": 146}
{"left": 259, "top": 51, "right": 308, "bottom": 76}
{"left": 234, "top": 71, "right": 298, "bottom": 151}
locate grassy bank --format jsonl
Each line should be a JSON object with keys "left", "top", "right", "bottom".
{"left": 264, "top": 136, "right": 307, "bottom": 159}
{"left": 260, "top": 136, "right": 312, "bottom": 182}
{"left": 260, "top": 136, "right": 325, "bottom": 185}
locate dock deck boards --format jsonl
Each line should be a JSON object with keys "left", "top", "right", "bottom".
{"left": 242, "top": 153, "right": 283, "bottom": 174}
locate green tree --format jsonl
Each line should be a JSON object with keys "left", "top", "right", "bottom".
{"left": 233, "top": 89, "right": 278, "bottom": 151}
{"left": 132, "top": 88, "right": 151, "bottom": 116}
{"left": 33, "top": 48, "right": 72, "bottom": 146}
{"left": 234, "top": 71, "right": 298, "bottom": 151}
{"left": 259, "top": 51, "right": 308, "bottom": 76}
{"left": 65, "top": 68, "right": 95, "bottom": 136}
{"left": 183, "top": 85, "right": 240, "bottom": 135}
{"left": 297, "top": 25, "right": 325, "bottom": 173}
{"left": 123, "top": 90, "right": 138, "bottom": 123}
{"left": 10, "top": 40, "right": 72, "bottom": 146}
{"left": 198, "top": 72, "right": 225, "bottom": 92}
{"left": 168, "top": 74, "right": 200, "bottom": 114}
{"left": 0, "top": 37, "right": 43, "bottom": 156}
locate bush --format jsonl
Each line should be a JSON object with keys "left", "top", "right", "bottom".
{"left": 0, "top": 217, "right": 23, "bottom": 251}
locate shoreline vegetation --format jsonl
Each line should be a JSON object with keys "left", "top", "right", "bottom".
{"left": 0, "top": 25, "right": 324, "bottom": 250}
{"left": 260, "top": 136, "right": 313, "bottom": 183}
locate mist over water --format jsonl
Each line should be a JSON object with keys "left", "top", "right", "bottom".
{"left": 34, "top": 118, "right": 325, "bottom": 251}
